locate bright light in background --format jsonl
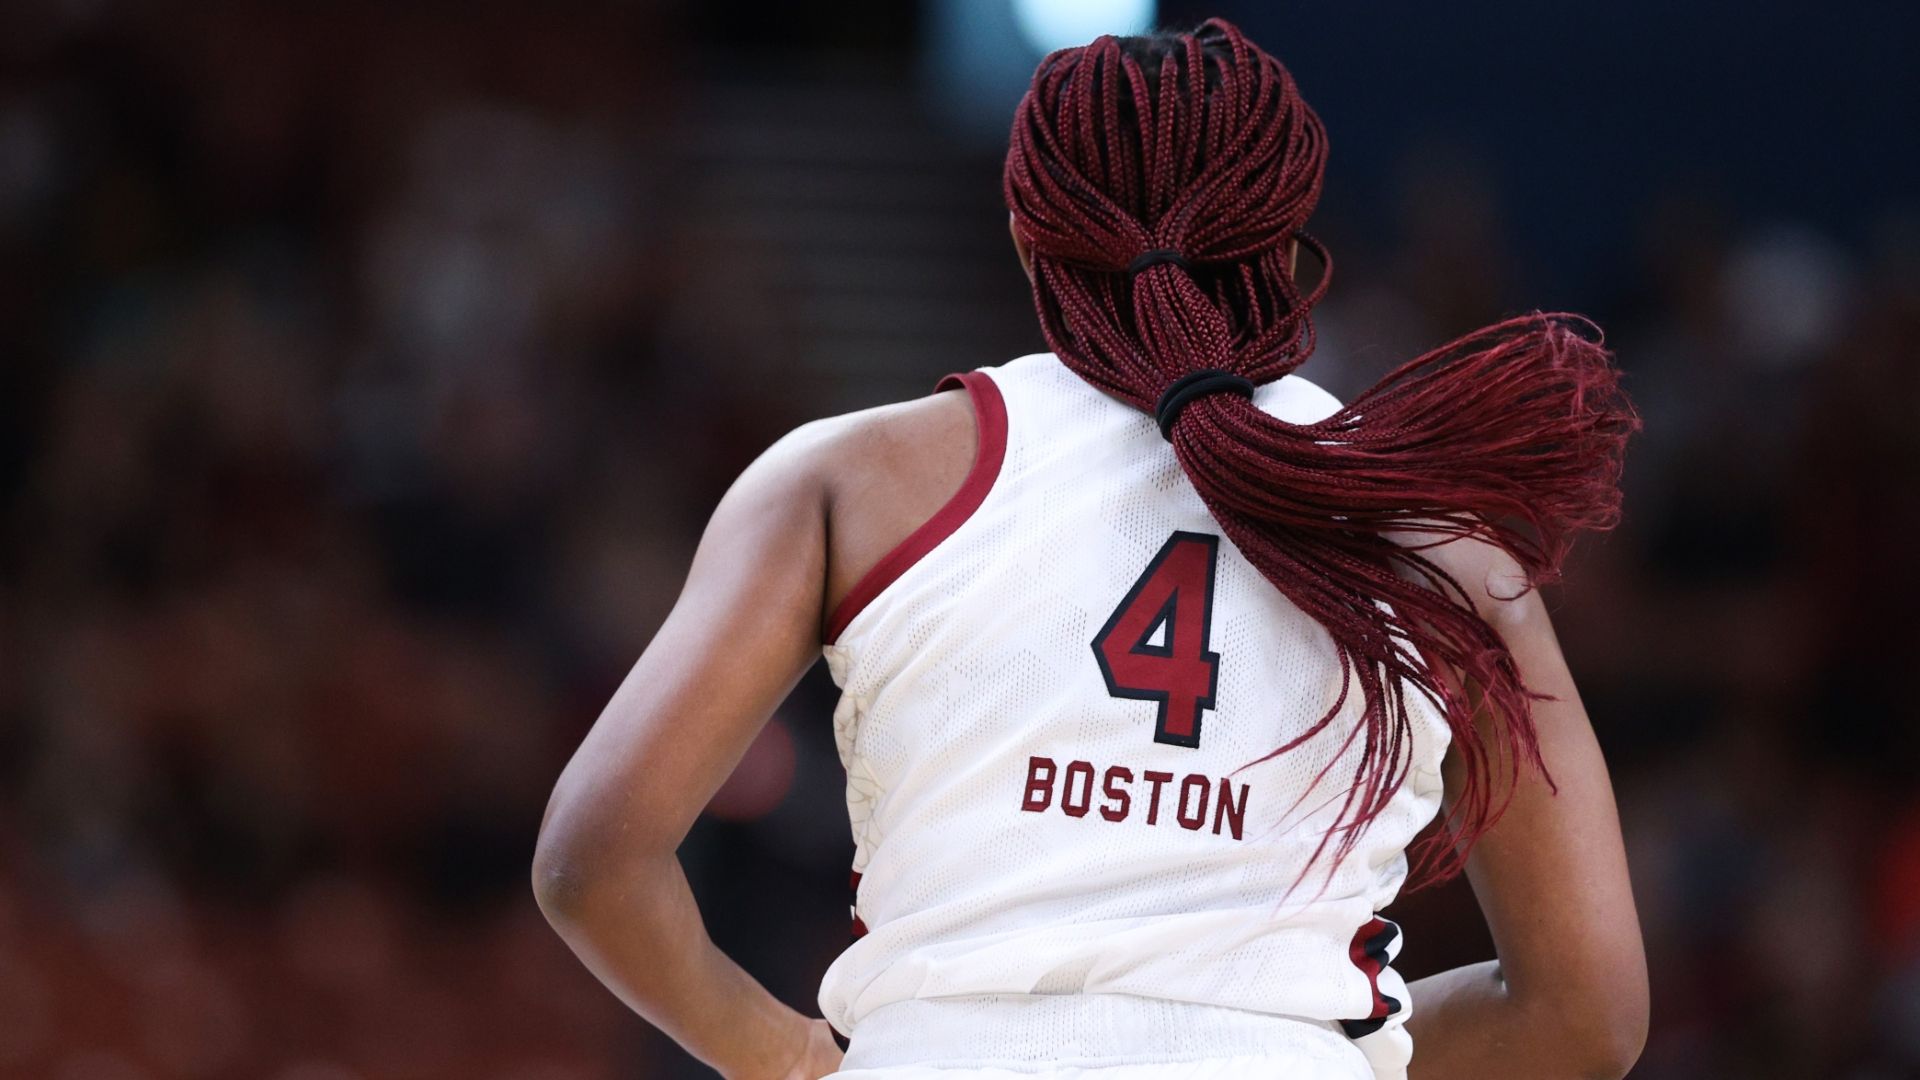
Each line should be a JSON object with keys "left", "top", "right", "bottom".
{"left": 1010, "top": 0, "right": 1157, "bottom": 54}
{"left": 922, "top": 0, "right": 1158, "bottom": 142}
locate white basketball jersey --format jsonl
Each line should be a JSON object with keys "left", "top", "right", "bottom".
{"left": 818, "top": 353, "right": 1450, "bottom": 1079}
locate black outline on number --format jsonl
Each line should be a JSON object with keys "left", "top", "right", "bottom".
{"left": 1091, "top": 531, "right": 1222, "bottom": 749}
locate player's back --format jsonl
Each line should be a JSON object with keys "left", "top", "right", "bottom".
{"left": 818, "top": 354, "right": 1450, "bottom": 1080}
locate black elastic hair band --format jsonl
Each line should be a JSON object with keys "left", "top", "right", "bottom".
{"left": 1127, "top": 248, "right": 1191, "bottom": 276}
{"left": 1154, "top": 369, "right": 1256, "bottom": 440}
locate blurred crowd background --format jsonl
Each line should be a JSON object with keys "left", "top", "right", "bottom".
{"left": 2, "top": 1, "right": 1915, "bottom": 1077}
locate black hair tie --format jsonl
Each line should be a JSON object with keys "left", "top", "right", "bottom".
{"left": 1127, "top": 248, "right": 1191, "bottom": 276}
{"left": 1154, "top": 369, "right": 1256, "bottom": 440}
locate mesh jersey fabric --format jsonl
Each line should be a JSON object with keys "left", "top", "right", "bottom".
{"left": 818, "top": 353, "right": 1451, "bottom": 1078}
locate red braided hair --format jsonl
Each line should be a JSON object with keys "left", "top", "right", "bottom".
{"left": 1004, "top": 19, "right": 1639, "bottom": 884}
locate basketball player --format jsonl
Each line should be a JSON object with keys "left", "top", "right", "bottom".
{"left": 533, "top": 20, "right": 1647, "bottom": 1080}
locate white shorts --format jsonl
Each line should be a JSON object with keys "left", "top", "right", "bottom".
{"left": 827, "top": 1056, "right": 1361, "bottom": 1080}
{"left": 826, "top": 995, "right": 1379, "bottom": 1080}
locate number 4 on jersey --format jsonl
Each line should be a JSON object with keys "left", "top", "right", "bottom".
{"left": 1092, "top": 532, "right": 1222, "bottom": 748}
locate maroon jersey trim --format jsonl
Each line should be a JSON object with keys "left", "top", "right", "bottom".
{"left": 824, "top": 371, "right": 1008, "bottom": 645}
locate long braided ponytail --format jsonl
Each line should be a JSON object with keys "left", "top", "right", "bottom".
{"left": 1004, "top": 19, "right": 1639, "bottom": 883}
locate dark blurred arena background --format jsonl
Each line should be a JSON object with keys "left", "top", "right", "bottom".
{"left": 2, "top": 0, "right": 1916, "bottom": 1077}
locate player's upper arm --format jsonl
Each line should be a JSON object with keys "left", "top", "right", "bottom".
{"left": 1423, "top": 535, "right": 1649, "bottom": 1069}
{"left": 532, "top": 420, "right": 839, "bottom": 914}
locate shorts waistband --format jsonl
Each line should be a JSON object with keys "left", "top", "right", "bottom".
{"left": 842, "top": 994, "right": 1367, "bottom": 1073}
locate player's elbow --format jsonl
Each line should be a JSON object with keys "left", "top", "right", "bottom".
{"left": 1550, "top": 975, "right": 1648, "bottom": 1080}
{"left": 530, "top": 818, "right": 598, "bottom": 926}
{"left": 529, "top": 804, "right": 645, "bottom": 926}
{"left": 1567, "top": 1018, "right": 1646, "bottom": 1080}
{"left": 532, "top": 770, "right": 684, "bottom": 925}
{"left": 1587, "top": 995, "right": 1649, "bottom": 1080}
{"left": 530, "top": 838, "right": 591, "bottom": 924}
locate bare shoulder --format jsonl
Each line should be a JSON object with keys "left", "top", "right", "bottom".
{"left": 739, "top": 388, "right": 970, "bottom": 494}
{"left": 807, "top": 386, "right": 976, "bottom": 479}
{"left": 786, "top": 386, "right": 980, "bottom": 622}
